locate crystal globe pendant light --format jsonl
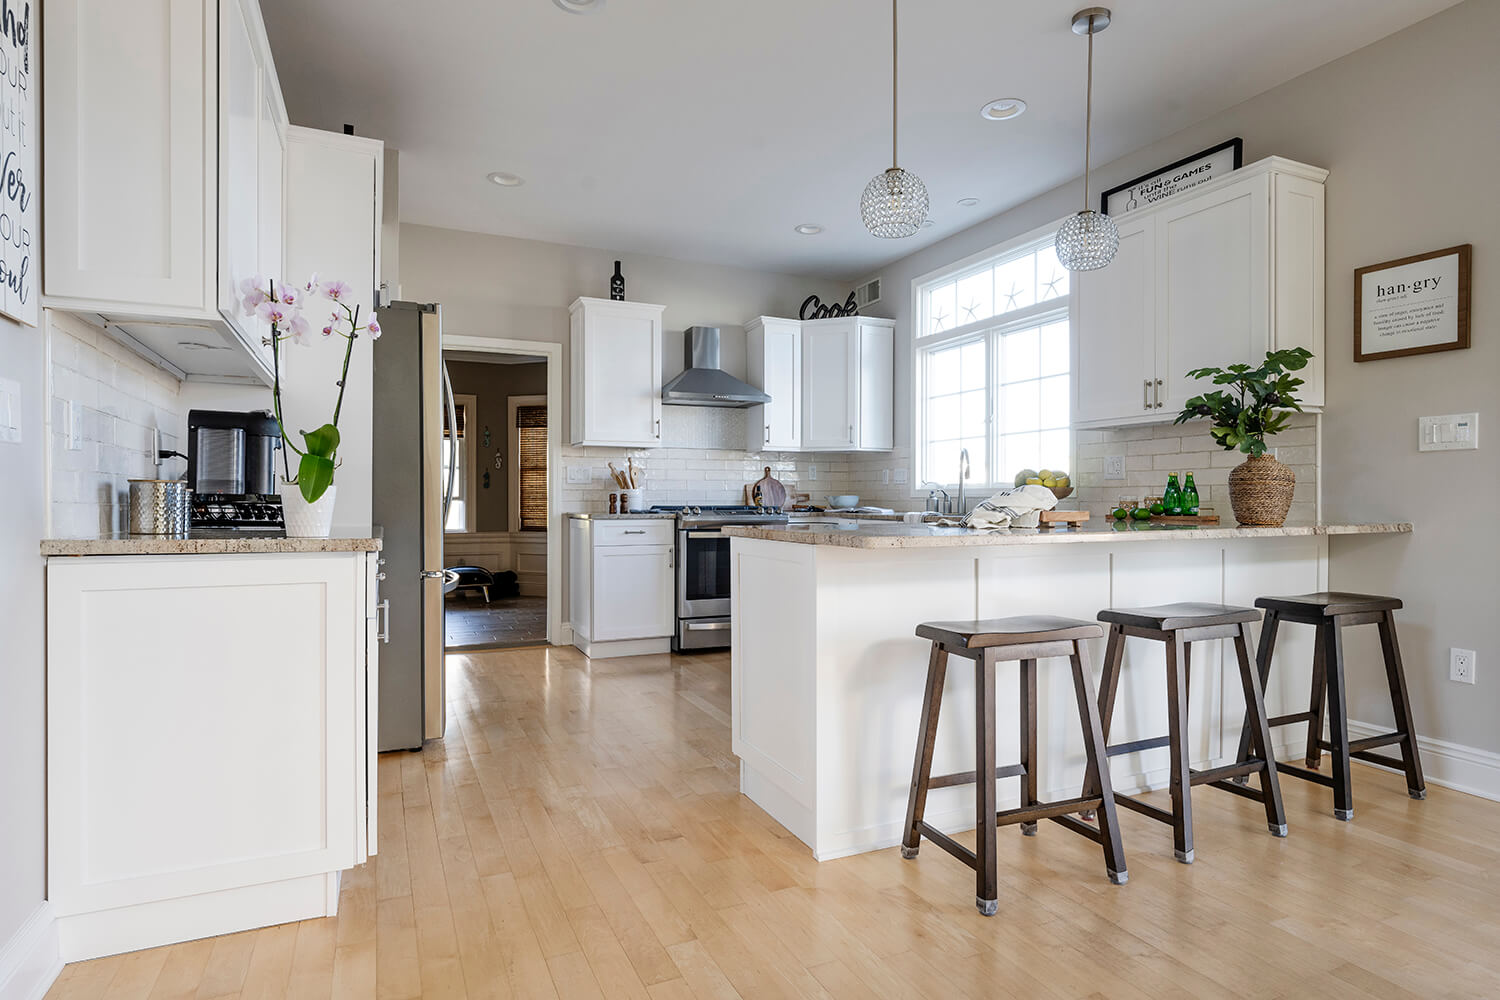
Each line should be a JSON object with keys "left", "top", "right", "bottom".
{"left": 861, "top": 0, "right": 928, "bottom": 238}
{"left": 1054, "top": 8, "right": 1119, "bottom": 271}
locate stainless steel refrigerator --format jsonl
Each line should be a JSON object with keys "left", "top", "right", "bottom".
{"left": 371, "top": 301, "right": 457, "bottom": 750}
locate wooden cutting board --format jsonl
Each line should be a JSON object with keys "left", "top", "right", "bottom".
{"left": 1039, "top": 510, "right": 1090, "bottom": 528}
{"left": 751, "top": 467, "right": 788, "bottom": 508}
{"left": 1148, "top": 514, "right": 1221, "bottom": 525}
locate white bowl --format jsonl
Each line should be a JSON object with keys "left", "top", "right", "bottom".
{"left": 825, "top": 495, "right": 860, "bottom": 508}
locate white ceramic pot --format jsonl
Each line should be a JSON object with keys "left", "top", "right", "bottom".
{"left": 280, "top": 482, "right": 338, "bottom": 537}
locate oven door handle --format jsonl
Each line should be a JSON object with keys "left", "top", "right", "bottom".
{"left": 684, "top": 621, "right": 732, "bottom": 631}
{"left": 683, "top": 528, "right": 726, "bottom": 539}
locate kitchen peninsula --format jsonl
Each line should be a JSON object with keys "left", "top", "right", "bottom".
{"left": 725, "top": 520, "right": 1412, "bottom": 861}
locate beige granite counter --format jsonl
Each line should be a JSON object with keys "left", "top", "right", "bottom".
{"left": 565, "top": 512, "right": 675, "bottom": 521}
{"left": 42, "top": 534, "right": 383, "bottom": 556}
{"left": 724, "top": 521, "right": 1412, "bottom": 549}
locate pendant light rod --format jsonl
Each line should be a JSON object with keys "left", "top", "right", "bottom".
{"left": 891, "top": 0, "right": 899, "bottom": 168}
{"left": 1071, "top": 7, "right": 1111, "bottom": 209}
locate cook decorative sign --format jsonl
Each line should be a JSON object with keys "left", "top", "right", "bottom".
{"left": 1099, "top": 138, "right": 1242, "bottom": 216}
{"left": 1354, "top": 245, "right": 1471, "bottom": 362}
{"left": 0, "top": 0, "right": 33, "bottom": 326}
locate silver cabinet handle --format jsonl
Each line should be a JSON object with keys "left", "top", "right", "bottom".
{"left": 623, "top": 529, "right": 646, "bottom": 535}
{"left": 1143, "top": 379, "right": 1151, "bottom": 410}
{"left": 765, "top": 423, "right": 771, "bottom": 444}
{"left": 668, "top": 548, "right": 674, "bottom": 569}
{"left": 655, "top": 418, "right": 661, "bottom": 439}
{"left": 376, "top": 599, "right": 390, "bottom": 643}
{"left": 1155, "top": 378, "right": 1164, "bottom": 408}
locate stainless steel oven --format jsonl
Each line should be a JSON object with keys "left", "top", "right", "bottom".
{"left": 656, "top": 506, "right": 787, "bottom": 652}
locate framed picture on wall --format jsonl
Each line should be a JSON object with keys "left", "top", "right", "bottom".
{"left": 1354, "top": 244, "right": 1471, "bottom": 362}
{"left": 0, "top": 4, "right": 36, "bottom": 326}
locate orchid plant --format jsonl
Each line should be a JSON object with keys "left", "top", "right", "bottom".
{"left": 239, "top": 275, "right": 381, "bottom": 503}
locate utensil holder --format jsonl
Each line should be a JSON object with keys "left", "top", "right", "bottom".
{"left": 128, "top": 479, "right": 189, "bottom": 536}
{"left": 622, "top": 488, "right": 644, "bottom": 513}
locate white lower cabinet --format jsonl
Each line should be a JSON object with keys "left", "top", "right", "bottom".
{"left": 46, "top": 550, "right": 380, "bottom": 961}
{"left": 569, "top": 517, "right": 674, "bottom": 657}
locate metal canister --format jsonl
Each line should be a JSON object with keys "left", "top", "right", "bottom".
{"left": 128, "top": 479, "right": 189, "bottom": 536}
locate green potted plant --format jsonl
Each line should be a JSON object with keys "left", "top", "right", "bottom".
{"left": 1173, "top": 347, "right": 1312, "bottom": 526}
{"left": 240, "top": 274, "right": 381, "bottom": 536}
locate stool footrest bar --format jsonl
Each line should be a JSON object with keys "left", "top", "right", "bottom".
{"left": 928, "top": 763, "right": 1028, "bottom": 790}
{"left": 1189, "top": 760, "right": 1266, "bottom": 785}
{"left": 1113, "top": 794, "right": 1174, "bottom": 825}
{"left": 1049, "top": 814, "right": 1104, "bottom": 844}
{"left": 1209, "top": 778, "right": 1267, "bottom": 802}
{"left": 913, "top": 822, "right": 977, "bottom": 870}
{"left": 1274, "top": 762, "right": 1336, "bottom": 788}
{"left": 1350, "top": 749, "right": 1410, "bottom": 771}
{"left": 997, "top": 796, "right": 1102, "bottom": 827}
{"left": 1267, "top": 712, "right": 1313, "bottom": 728}
{"left": 1105, "top": 735, "right": 1171, "bottom": 757}
{"left": 1316, "top": 732, "right": 1405, "bottom": 754}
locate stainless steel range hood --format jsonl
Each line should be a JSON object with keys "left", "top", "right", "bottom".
{"left": 661, "top": 327, "right": 771, "bottom": 407}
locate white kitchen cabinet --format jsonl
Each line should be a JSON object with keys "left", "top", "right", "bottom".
{"left": 46, "top": 549, "right": 381, "bottom": 961}
{"left": 1071, "top": 157, "right": 1326, "bottom": 429}
{"left": 800, "top": 316, "right": 895, "bottom": 451}
{"left": 745, "top": 317, "right": 802, "bottom": 451}
{"left": 569, "top": 298, "right": 665, "bottom": 447}
{"left": 568, "top": 517, "right": 675, "bottom": 658}
{"left": 44, "top": 0, "right": 288, "bottom": 385}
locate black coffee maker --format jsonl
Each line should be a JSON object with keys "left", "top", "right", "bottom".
{"left": 186, "top": 409, "right": 283, "bottom": 495}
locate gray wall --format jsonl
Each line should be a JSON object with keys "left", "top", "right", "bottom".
{"left": 445, "top": 360, "right": 547, "bottom": 533}
{"left": 863, "top": 0, "right": 1498, "bottom": 754}
{"left": 0, "top": 312, "right": 47, "bottom": 957}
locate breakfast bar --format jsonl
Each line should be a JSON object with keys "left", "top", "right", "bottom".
{"left": 724, "top": 520, "right": 1412, "bottom": 861}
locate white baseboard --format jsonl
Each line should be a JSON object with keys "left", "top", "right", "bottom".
{"left": 1346, "top": 719, "right": 1500, "bottom": 802}
{"left": 0, "top": 903, "right": 62, "bottom": 1000}
{"left": 571, "top": 635, "right": 670, "bottom": 659}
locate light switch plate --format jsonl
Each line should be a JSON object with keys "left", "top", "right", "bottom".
{"left": 1419, "top": 412, "right": 1478, "bottom": 451}
{"left": 1104, "top": 454, "right": 1126, "bottom": 480}
{"left": 0, "top": 377, "right": 20, "bottom": 444}
{"left": 565, "top": 466, "right": 592, "bottom": 485}
{"left": 808, "top": 464, "right": 818, "bottom": 481}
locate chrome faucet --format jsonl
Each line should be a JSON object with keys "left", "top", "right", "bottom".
{"left": 958, "top": 448, "right": 971, "bottom": 515}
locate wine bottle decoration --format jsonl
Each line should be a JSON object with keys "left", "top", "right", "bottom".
{"left": 610, "top": 260, "right": 626, "bottom": 301}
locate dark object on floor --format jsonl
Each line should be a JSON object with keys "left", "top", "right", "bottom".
{"left": 491, "top": 570, "right": 520, "bottom": 599}
{"left": 446, "top": 566, "right": 497, "bottom": 602}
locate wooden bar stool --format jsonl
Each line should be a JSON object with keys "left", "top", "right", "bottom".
{"left": 1083, "top": 603, "right": 1287, "bottom": 864}
{"left": 1233, "top": 593, "right": 1425, "bottom": 821}
{"left": 902, "top": 616, "right": 1128, "bottom": 916}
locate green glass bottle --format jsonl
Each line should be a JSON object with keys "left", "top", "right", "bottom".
{"left": 1163, "top": 473, "right": 1183, "bottom": 516}
{"left": 1182, "top": 472, "right": 1200, "bottom": 516}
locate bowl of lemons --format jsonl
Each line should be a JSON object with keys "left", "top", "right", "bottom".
{"left": 1014, "top": 468, "right": 1073, "bottom": 501}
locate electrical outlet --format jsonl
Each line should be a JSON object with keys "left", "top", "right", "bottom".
{"left": 1450, "top": 648, "right": 1476, "bottom": 685}
{"left": 882, "top": 469, "right": 890, "bottom": 485}
{"left": 1420, "top": 413, "right": 1479, "bottom": 452}
{"left": 64, "top": 400, "right": 83, "bottom": 451}
{"left": 808, "top": 464, "right": 818, "bottom": 481}
{"left": 565, "top": 466, "right": 592, "bottom": 485}
{"left": 1103, "top": 454, "right": 1125, "bottom": 480}
{"left": 893, "top": 468, "right": 908, "bottom": 485}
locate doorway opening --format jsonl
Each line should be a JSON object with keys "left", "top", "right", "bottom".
{"left": 439, "top": 337, "right": 563, "bottom": 650}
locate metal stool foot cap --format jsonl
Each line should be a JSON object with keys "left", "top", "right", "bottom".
{"left": 1020, "top": 823, "right": 1038, "bottom": 837}
{"left": 1269, "top": 823, "right": 1288, "bottom": 838}
{"left": 1334, "top": 808, "right": 1354, "bottom": 822}
{"left": 976, "top": 897, "right": 998, "bottom": 917}
{"left": 1108, "top": 869, "right": 1129, "bottom": 885}
{"left": 900, "top": 845, "right": 919, "bottom": 859}
{"left": 1409, "top": 788, "right": 1427, "bottom": 800}
{"left": 1175, "top": 848, "right": 1195, "bottom": 864}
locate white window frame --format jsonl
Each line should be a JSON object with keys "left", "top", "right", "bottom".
{"left": 444, "top": 392, "right": 478, "bottom": 534}
{"left": 508, "top": 394, "right": 548, "bottom": 534}
{"left": 909, "top": 219, "right": 1075, "bottom": 496}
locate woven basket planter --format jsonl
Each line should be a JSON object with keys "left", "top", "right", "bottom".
{"left": 1228, "top": 455, "right": 1295, "bottom": 526}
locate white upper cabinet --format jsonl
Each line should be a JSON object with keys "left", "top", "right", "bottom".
{"left": 570, "top": 298, "right": 664, "bottom": 448}
{"left": 800, "top": 316, "right": 894, "bottom": 452}
{"left": 44, "top": 0, "right": 288, "bottom": 385}
{"left": 1072, "top": 157, "right": 1326, "bottom": 429}
{"left": 745, "top": 317, "right": 802, "bottom": 451}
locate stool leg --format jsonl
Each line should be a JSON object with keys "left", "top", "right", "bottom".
{"left": 1305, "top": 624, "right": 1328, "bottom": 768}
{"left": 1323, "top": 621, "right": 1355, "bottom": 821}
{"left": 975, "top": 649, "right": 999, "bottom": 915}
{"left": 1165, "top": 633, "right": 1194, "bottom": 863}
{"left": 1235, "top": 611, "right": 1280, "bottom": 774}
{"left": 1019, "top": 658, "right": 1039, "bottom": 836}
{"left": 901, "top": 643, "right": 949, "bottom": 858}
{"left": 1070, "top": 640, "right": 1128, "bottom": 884}
{"left": 1377, "top": 611, "right": 1427, "bottom": 800}
{"left": 1081, "top": 624, "right": 1125, "bottom": 805}
{"left": 1235, "top": 623, "right": 1287, "bottom": 837}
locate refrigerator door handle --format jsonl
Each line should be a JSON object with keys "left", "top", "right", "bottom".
{"left": 441, "top": 360, "right": 458, "bottom": 526}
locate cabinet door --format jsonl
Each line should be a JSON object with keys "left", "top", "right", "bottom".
{"left": 218, "top": 0, "right": 263, "bottom": 343}
{"left": 1155, "top": 174, "right": 1270, "bottom": 415}
{"left": 801, "top": 320, "right": 857, "bottom": 450}
{"left": 855, "top": 320, "right": 894, "bottom": 450}
{"left": 43, "top": 0, "right": 210, "bottom": 310}
{"left": 1073, "top": 216, "right": 1157, "bottom": 426}
{"left": 748, "top": 320, "right": 801, "bottom": 450}
{"left": 256, "top": 75, "right": 286, "bottom": 319}
{"left": 1271, "top": 172, "right": 1325, "bottom": 408}
{"left": 592, "top": 545, "right": 674, "bottom": 641}
{"left": 575, "top": 303, "right": 663, "bottom": 447}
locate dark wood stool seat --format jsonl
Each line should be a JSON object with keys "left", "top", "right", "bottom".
{"left": 1084, "top": 603, "right": 1288, "bottom": 864}
{"left": 903, "top": 615, "right": 1127, "bottom": 916}
{"left": 1235, "top": 593, "right": 1425, "bottom": 820}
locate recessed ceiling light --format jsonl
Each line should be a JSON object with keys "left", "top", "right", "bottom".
{"left": 794, "top": 224, "right": 823, "bottom": 236}
{"left": 486, "top": 171, "right": 525, "bottom": 187}
{"left": 980, "top": 98, "right": 1028, "bottom": 121}
{"left": 552, "top": 0, "right": 605, "bottom": 12}
{"left": 957, "top": 197, "right": 980, "bottom": 207}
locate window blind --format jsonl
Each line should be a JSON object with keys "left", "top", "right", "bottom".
{"left": 517, "top": 405, "right": 547, "bottom": 531}
{"left": 443, "top": 402, "right": 466, "bottom": 439}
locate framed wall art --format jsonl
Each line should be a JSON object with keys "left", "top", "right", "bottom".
{"left": 1354, "top": 244, "right": 1471, "bottom": 362}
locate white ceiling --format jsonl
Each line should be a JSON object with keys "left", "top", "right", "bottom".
{"left": 262, "top": 0, "right": 1461, "bottom": 279}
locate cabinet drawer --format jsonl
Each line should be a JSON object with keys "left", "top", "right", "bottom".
{"left": 594, "top": 520, "right": 674, "bottom": 547}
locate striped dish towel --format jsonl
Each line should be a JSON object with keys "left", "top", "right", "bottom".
{"left": 934, "top": 485, "right": 1058, "bottom": 530}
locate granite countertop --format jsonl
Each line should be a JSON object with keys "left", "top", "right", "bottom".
{"left": 565, "top": 512, "right": 676, "bottom": 520}
{"left": 723, "top": 521, "right": 1413, "bottom": 549}
{"left": 42, "top": 533, "right": 383, "bottom": 556}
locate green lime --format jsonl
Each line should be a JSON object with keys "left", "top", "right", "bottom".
{"left": 1112, "top": 508, "right": 1128, "bottom": 520}
{"left": 1149, "top": 503, "right": 1165, "bottom": 515}
{"left": 1131, "top": 508, "right": 1153, "bottom": 521}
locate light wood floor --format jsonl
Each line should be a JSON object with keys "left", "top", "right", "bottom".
{"left": 47, "top": 646, "right": 1500, "bottom": 999}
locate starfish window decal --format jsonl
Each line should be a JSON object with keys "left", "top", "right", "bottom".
{"left": 930, "top": 306, "right": 950, "bottom": 332}
{"left": 1040, "top": 268, "right": 1065, "bottom": 299}
{"left": 999, "top": 282, "right": 1023, "bottom": 312}
{"left": 961, "top": 298, "right": 983, "bottom": 323}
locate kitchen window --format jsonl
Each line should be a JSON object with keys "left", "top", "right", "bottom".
{"left": 443, "top": 394, "right": 478, "bottom": 533}
{"left": 509, "top": 396, "right": 548, "bottom": 532}
{"left": 914, "top": 227, "right": 1073, "bottom": 491}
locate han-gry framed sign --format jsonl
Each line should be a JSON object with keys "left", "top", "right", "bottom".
{"left": 1099, "top": 138, "right": 1242, "bottom": 216}
{"left": 1354, "top": 244, "right": 1471, "bottom": 363}
{"left": 0, "top": 1, "right": 33, "bottom": 326}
